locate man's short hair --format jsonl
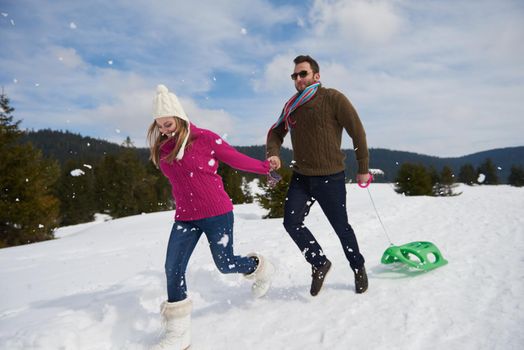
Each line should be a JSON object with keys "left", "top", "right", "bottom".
{"left": 293, "top": 55, "right": 320, "bottom": 73}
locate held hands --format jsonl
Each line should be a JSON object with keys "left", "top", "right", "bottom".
{"left": 268, "top": 156, "right": 281, "bottom": 170}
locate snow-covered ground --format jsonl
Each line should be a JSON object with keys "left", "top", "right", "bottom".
{"left": 1, "top": 184, "right": 523, "bottom": 350}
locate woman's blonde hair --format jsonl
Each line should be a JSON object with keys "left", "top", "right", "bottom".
{"left": 147, "top": 117, "right": 190, "bottom": 167}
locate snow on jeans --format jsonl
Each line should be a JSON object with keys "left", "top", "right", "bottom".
{"left": 165, "top": 211, "right": 257, "bottom": 302}
{"left": 283, "top": 171, "right": 365, "bottom": 270}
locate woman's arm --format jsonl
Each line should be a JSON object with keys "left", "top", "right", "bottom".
{"left": 210, "top": 133, "right": 270, "bottom": 175}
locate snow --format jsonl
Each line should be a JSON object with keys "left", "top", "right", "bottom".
{"left": 1, "top": 184, "right": 523, "bottom": 349}
{"left": 369, "top": 168, "right": 385, "bottom": 176}
{"left": 69, "top": 169, "right": 85, "bottom": 177}
{"left": 477, "top": 173, "right": 486, "bottom": 183}
{"left": 217, "top": 234, "right": 229, "bottom": 248}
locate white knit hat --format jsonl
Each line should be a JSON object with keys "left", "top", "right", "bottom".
{"left": 153, "top": 84, "right": 190, "bottom": 160}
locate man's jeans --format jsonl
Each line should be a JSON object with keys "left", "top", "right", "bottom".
{"left": 165, "top": 211, "right": 257, "bottom": 302}
{"left": 283, "top": 171, "right": 365, "bottom": 270}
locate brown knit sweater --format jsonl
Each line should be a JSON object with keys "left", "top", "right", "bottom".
{"left": 266, "top": 86, "right": 369, "bottom": 176}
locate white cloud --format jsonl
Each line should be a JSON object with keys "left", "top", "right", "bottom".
{"left": 252, "top": 53, "right": 297, "bottom": 94}
{"left": 51, "top": 46, "right": 84, "bottom": 69}
{"left": 1, "top": 0, "right": 523, "bottom": 156}
{"left": 309, "top": 0, "right": 404, "bottom": 45}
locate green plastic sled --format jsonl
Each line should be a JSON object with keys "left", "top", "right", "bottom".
{"left": 381, "top": 241, "right": 448, "bottom": 271}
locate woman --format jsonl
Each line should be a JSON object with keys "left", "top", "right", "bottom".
{"left": 148, "top": 84, "right": 276, "bottom": 350}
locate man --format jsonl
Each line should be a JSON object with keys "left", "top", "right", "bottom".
{"left": 266, "top": 55, "right": 370, "bottom": 296}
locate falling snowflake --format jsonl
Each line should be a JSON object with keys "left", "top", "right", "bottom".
{"left": 215, "top": 138, "right": 223, "bottom": 145}
{"left": 218, "top": 234, "right": 229, "bottom": 247}
{"left": 370, "top": 168, "right": 385, "bottom": 175}
{"left": 69, "top": 22, "right": 77, "bottom": 29}
{"left": 108, "top": 60, "right": 113, "bottom": 65}
{"left": 70, "top": 169, "right": 85, "bottom": 177}
{"left": 240, "top": 28, "right": 247, "bottom": 35}
{"left": 208, "top": 159, "right": 216, "bottom": 166}
{"left": 83, "top": 164, "right": 92, "bottom": 169}
{"left": 477, "top": 173, "right": 486, "bottom": 183}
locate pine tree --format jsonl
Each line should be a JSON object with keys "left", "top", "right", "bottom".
{"left": 477, "top": 158, "right": 499, "bottom": 185}
{"left": 0, "top": 92, "right": 60, "bottom": 247}
{"left": 219, "top": 164, "right": 255, "bottom": 205}
{"left": 55, "top": 159, "right": 97, "bottom": 225}
{"left": 459, "top": 164, "right": 476, "bottom": 185}
{"left": 145, "top": 162, "right": 173, "bottom": 210}
{"left": 394, "top": 163, "right": 433, "bottom": 196}
{"left": 95, "top": 145, "right": 161, "bottom": 218}
{"left": 256, "top": 167, "right": 292, "bottom": 218}
{"left": 434, "top": 165, "right": 459, "bottom": 196}
{"left": 508, "top": 165, "right": 524, "bottom": 187}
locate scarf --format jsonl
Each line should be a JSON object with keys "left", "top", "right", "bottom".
{"left": 269, "top": 82, "right": 321, "bottom": 132}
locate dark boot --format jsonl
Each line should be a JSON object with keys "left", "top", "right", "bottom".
{"left": 354, "top": 265, "right": 368, "bottom": 294}
{"left": 310, "top": 259, "right": 332, "bottom": 296}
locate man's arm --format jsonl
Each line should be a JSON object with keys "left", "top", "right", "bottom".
{"left": 332, "top": 90, "right": 369, "bottom": 175}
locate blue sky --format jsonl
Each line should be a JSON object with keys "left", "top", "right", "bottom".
{"left": 1, "top": 0, "right": 523, "bottom": 157}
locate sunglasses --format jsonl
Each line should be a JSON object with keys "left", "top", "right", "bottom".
{"left": 291, "top": 70, "right": 311, "bottom": 80}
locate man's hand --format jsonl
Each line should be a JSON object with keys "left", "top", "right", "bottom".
{"left": 268, "top": 156, "right": 281, "bottom": 170}
{"left": 357, "top": 173, "right": 371, "bottom": 187}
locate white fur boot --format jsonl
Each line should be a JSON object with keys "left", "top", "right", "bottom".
{"left": 244, "top": 253, "right": 275, "bottom": 298}
{"left": 151, "top": 298, "right": 192, "bottom": 350}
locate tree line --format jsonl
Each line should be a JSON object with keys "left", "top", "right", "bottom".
{"left": 1, "top": 91, "right": 523, "bottom": 247}
{"left": 0, "top": 93, "right": 257, "bottom": 248}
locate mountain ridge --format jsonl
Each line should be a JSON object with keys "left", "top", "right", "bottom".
{"left": 21, "top": 129, "right": 524, "bottom": 183}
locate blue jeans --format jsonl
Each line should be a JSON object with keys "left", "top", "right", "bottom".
{"left": 283, "top": 171, "right": 365, "bottom": 270}
{"left": 164, "top": 211, "right": 257, "bottom": 302}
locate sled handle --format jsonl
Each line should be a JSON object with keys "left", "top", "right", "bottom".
{"left": 358, "top": 173, "right": 373, "bottom": 188}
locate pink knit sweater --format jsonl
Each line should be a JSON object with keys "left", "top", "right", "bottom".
{"left": 159, "top": 124, "right": 270, "bottom": 221}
